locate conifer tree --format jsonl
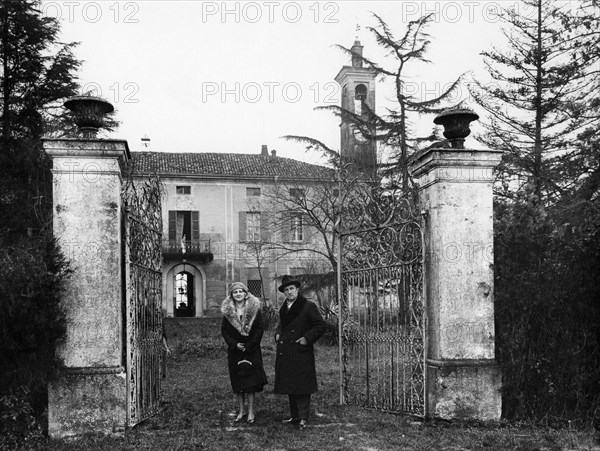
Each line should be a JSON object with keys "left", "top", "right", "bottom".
{"left": 0, "top": 0, "right": 80, "bottom": 232}
{"left": 469, "top": 0, "right": 598, "bottom": 205}
{"left": 288, "top": 13, "right": 464, "bottom": 189}
{"left": 331, "top": 13, "right": 464, "bottom": 187}
{"left": 553, "top": 0, "right": 600, "bottom": 202}
{"left": 473, "top": 0, "right": 600, "bottom": 423}
{"left": 0, "top": 1, "right": 79, "bottom": 441}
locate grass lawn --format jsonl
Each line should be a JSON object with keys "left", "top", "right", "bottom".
{"left": 46, "top": 318, "right": 598, "bottom": 451}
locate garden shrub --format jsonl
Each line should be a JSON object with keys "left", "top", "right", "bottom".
{"left": 260, "top": 302, "right": 279, "bottom": 331}
{"left": 0, "top": 231, "right": 70, "bottom": 441}
{"left": 0, "top": 386, "right": 44, "bottom": 450}
{"left": 319, "top": 304, "right": 340, "bottom": 345}
{"left": 494, "top": 194, "right": 600, "bottom": 427}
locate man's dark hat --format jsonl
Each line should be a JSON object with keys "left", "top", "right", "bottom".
{"left": 278, "top": 275, "right": 301, "bottom": 293}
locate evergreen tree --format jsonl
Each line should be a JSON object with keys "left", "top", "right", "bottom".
{"left": 470, "top": 0, "right": 598, "bottom": 205}
{"left": 330, "top": 13, "right": 464, "bottom": 187}
{"left": 288, "top": 13, "right": 463, "bottom": 189}
{"left": 473, "top": 0, "right": 600, "bottom": 424}
{"left": 0, "top": 0, "right": 79, "bottom": 442}
{"left": 553, "top": 0, "right": 600, "bottom": 202}
{"left": 0, "top": 0, "right": 80, "bottom": 232}
{"left": 282, "top": 13, "right": 464, "bottom": 304}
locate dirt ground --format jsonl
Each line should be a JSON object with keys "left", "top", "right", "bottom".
{"left": 46, "top": 318, "right": 599, "bottom": 450}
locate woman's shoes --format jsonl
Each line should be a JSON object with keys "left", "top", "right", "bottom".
{"left": 233, "top": 413, "right": 255, "bottom": 424}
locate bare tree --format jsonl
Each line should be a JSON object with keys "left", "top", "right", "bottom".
{"left": 261, "top": 177, "right": 339, "bottom": 271}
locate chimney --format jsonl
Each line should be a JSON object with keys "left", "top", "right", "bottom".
{"left": 271, "top": 149, "right": 277, "bottom": 157}
{"left": 141, "top": 135, "right": 151, "bottom": 148}
{"left": 261, "top": 144, "right": 268, "bottom": 156}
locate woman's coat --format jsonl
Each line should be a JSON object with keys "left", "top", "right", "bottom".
{"left": 274, "top": 295, "right": 326, "bottom": 395}
{"left": 221, "top": 294, "right": 268, "bottom": 393}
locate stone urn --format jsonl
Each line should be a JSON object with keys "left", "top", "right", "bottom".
{"left": 64, "top": 95, "right": 114, "bottom": 138}
{"left": 433, "top": 108, "right": 479, "bottom": 149}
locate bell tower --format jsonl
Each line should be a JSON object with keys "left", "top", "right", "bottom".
{"left": 334, "top": 39, "right": 377, "bottom": 170}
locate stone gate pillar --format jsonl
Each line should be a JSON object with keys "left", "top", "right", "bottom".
{"left": 409, "top": 109, "right": 502, "bottom": 421}
{"left": 44, "top": 97, "right": 130, "bottom": 437}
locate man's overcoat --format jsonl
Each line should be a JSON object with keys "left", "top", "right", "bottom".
{"left": 221, "top": 294, "right": 268, "bottom": 393}
{"left": 273, "top": 295, "right": 326, "bottom": 395}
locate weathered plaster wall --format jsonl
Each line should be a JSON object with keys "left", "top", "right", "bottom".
{"left": 45, "top": 138, "right": 129, "bottom": 438}
{"left": 52, "top": 153, "right": 123, "bottom": 367}
{"left": 411, "top": 147, "right": 503, "bottom": 421}
{"left": 48, "top": 371, "right": 126, "bottom": 438}
{"left": 425, "top": 178, "right": 496, "bottom": 360}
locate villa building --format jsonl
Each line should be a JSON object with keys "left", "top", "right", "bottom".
{"left": 131, "top": 38, "right": 377, "bottom": 318}
{"left": 132, "top": 146, "right": 334, "bottom": 317}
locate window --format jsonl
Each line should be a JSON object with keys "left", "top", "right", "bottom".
{"left": 176, "top": 186, "right": 191, "bottom": 194}
{"left": 289, "top": 188, "right": 304, "bottom": 198}
{"left": 246, "top": 212, "right": 261, "bottom": 242}
{"left": 168, "top": 211, "right": 199, "bottom": 245}
{"left": 246, "top": 187, "right": 261, "bottom": 197}
{"left": 246, "top": 267, "right": 262, "bottom": 298}
{"left": 281, "top": 211, "right": 304, "bottom": 243}
{"left": 291, "top": 212, "right": 303, "bottom": 241}
{"left": 239, "top": 211, "right": 267, "bottom": 242}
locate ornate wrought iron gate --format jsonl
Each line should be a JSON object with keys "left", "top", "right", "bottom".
{"left": 122, "top": 175, "right": 163, "bottom": 427}
{"left": 337, "top": 182, "right": 426, "bottom": 416}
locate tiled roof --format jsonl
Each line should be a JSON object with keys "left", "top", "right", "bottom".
{"left": 131, "top": 151, "right": 334, "bottom": 181}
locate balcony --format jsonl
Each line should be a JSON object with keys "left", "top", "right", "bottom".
{"left": 162, "top": 239, "right": 214, "bottom": 263}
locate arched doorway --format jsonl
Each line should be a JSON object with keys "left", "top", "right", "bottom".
{"left": 174, "top": 271, "right": 195, "bottom": 317}
{"left": 165, "top": 263, "right": 206, "bottom": 317}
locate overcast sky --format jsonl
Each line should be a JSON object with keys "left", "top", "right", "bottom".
{"left": 42, "top": 1, "right": 529, "bottom": 164}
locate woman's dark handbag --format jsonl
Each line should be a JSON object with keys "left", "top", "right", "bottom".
{"left": 237, "top": 358, "right": 254, "bottom": 376}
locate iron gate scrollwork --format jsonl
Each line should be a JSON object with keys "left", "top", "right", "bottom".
{"left": 338, "top": 180, "right": 426, "bottom": 416}
{"left": 122, "top": 173, "right": 163, "bottom": 427}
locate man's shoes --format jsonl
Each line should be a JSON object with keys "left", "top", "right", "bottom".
{"left": 298, "top": 419, "right": 307, "bottom": 430}
{"left": 281, "top": 417, "right": 300, "bottom": 424}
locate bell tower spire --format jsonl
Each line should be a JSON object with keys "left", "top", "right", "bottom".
{"left": 350, "top": 38, "right": 364, "bottom": 68}
{"left": 334, "top": 38, "right": 377, "bottom": 172}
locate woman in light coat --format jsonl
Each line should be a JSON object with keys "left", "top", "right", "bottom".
{"left": 221, "top": 282, "right": 268, "bottom": 424}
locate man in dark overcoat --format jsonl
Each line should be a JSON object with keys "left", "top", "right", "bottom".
{"left": 274, "top": 275, "right": 326, "bottom": 430}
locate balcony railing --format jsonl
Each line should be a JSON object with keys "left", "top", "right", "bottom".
{"left": 162, "top": 239, "right": 213, "bottom": 262}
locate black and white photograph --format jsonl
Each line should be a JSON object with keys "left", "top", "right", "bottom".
{"left": 0, "top": 1, "right": 598, "bottom": 449}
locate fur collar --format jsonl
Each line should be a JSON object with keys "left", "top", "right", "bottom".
{"left": 280, "top": 295, "right": 307, "bottom": 328}
{"left": 221, "top": 294, "right": 261, "bottom": 336}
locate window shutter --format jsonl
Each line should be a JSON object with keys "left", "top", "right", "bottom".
{"left": 168, "top": 211, "right": 176, "bottom": 241}
{"left": 191, "top": 211, "right": 199, "bottom": 240}
{"left": 239, "top": 211, "right": 247, "bottom": 242}
{"left": 282, "top": 212, "right": 290, "bottom": 243}
{"left": 260, "top": 212, "right": 269, "bottom": 242}
{"left": 302, "top": 213, "right": 310, "bottom": 242}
